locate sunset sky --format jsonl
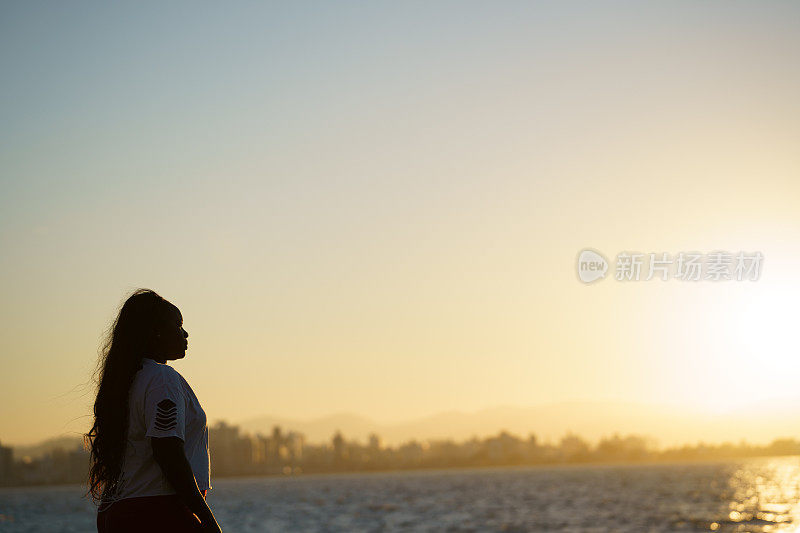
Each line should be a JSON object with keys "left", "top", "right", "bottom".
{"left": 1, "top": 1, "right": 799, "bottom": 446}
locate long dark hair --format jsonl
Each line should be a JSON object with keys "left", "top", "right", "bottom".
{"left": 84, "top": 288, "right": 174, "bottom": 502}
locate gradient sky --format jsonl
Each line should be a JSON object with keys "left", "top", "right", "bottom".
{"left": 1, "top": 1, "right": 799, "bottom": 445}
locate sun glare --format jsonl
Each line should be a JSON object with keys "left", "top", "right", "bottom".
{"left": 728, "top": 282, "right": 800, "bottom": 407}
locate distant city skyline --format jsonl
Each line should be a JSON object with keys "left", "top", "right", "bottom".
{"left": 6, "top": 398, "right": 800, "bottom": 450}
{"left": 6, "top": 414, "right": 800, "bottom": 489}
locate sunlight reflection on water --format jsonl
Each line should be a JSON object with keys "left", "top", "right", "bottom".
{"left": 714, "top": 456, "right": 800, "bottom": 532}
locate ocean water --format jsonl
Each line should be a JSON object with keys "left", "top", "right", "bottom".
{"left": 2, "top": 457, "right": 800, "bottom": 532}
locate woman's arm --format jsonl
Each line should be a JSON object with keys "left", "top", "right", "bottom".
{"left": 151, "top": 436, "right": 221, "bottom": 533}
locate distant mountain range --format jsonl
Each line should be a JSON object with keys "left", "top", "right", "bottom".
{"left": 11, "top": 401, "right": 800, "bottom": 459}
{"left": 10, "top": 435, "right": 86, "bottom": 460}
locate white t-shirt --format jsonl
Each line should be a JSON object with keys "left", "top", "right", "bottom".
{"left": 107, "top": 357, "right": 211, "bottom": 502}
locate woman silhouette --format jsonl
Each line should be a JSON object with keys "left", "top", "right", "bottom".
{"left": 86, "top": 289, "right": 222, "bottom": 532}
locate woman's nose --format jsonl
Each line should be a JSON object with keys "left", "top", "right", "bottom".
{"left": 183, "top": 330, "right": 189, "bottom": 338}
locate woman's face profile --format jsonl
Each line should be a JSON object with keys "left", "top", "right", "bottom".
{"left": 154, "top": 304, "right": 189, "bottom": 361}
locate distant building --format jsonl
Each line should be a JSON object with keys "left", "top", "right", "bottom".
{"left": 285, "top": 431, "right": 304, "bottom": 461}
{"left": 332, "top": 431, "right": 346, "bottom": 462}
{"left": 0, "top": 440, "right": 13, "bottom": 484}
{"left": 368, "top": 433, "right": 382, "bottom": 451}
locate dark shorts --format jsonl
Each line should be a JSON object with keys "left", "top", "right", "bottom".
{"left": 97, "top": 491, "right": 207, "bottom": 533}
